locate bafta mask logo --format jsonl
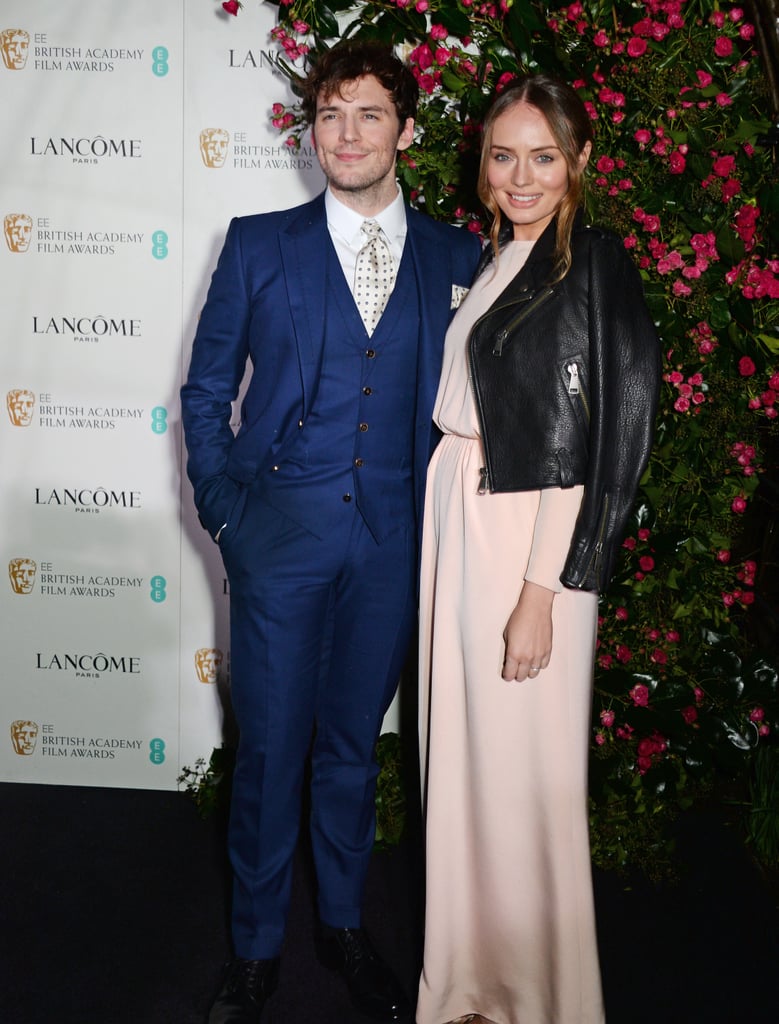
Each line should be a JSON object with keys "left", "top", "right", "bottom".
{"left": 4, "top": 213, "right": 32, "bottom": 252}
{"left": 199, "top": 128, "right": 229, "bottom": 169}
{"left": 7, "top": 389, "right": 35, "bottom": 426}
{"left": 1, "top": 29, "right": 29, "bottom": 70}
{"left": 9, "top": 557, "right": 36, "bottom": 594}
{"left": 10, "top": 720, "right": 39, "bottom": 756}
{"left": 194, "top": 647, "right": 223, "bottom": 684}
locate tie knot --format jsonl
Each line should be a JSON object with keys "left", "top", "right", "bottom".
{"left": 361, "top": 219, "right": 382, "bottom": 241}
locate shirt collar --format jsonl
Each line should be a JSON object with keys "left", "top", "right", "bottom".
{"left": 325, "top": 185, "right": 407, "bottom": 248}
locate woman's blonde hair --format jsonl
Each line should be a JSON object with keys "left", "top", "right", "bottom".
{"left": 477, "top": 74, "right": 593, "bottom": 281}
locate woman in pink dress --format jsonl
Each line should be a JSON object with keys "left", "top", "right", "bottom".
{"left": 417, "top": 75, "right": 660, "bottom": 1024}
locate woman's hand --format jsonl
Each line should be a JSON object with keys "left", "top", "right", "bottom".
{"left": 502, "top": 580, "right": 555, "bottom": 682}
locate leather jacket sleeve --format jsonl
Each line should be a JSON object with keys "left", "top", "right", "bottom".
{"left": 560, "top": 232, "right": 660, "bottom": 592}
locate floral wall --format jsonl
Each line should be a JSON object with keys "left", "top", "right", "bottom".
{"left": 221, "top": 0, "right": 779, "bottom": 875}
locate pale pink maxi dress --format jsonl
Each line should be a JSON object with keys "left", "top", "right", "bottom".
{"left": 417, "top": 240, "right": 606, "bottom": 1024}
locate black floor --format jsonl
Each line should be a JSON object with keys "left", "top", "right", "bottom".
{"left": 1, "top": 781, "right": 777, "bottom": 1024}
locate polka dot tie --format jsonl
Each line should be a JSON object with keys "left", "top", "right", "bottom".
{"left": 354, "top": 219, "right": 395, "bottom": 336}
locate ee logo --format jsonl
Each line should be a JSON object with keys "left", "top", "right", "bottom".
{"left": 149, "top": 738, "right": 166, "bottom": 765}
{"left": 152, "top": 46, "right": 169, "bottom": 77}
{"left": 150, "top": 575, "right": 167, "bottom": 603}
{"left": 151, "top": 406, "right": 168, "bottom": 435}
{"left": 152, "top": 230, "right": 168, "bottom": 260}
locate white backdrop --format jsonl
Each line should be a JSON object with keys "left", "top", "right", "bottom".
{"left": 1, "top": 0, "right": 403, "bottom": 790}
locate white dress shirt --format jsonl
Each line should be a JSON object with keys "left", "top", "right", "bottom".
{"left": 324, "top": 186, "right": 407, "bottom": 298}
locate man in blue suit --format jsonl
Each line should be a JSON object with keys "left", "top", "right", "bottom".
{"left": 181, "top": 40, "right": 480, "bottom": 1024}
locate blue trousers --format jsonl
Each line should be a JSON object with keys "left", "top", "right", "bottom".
{"left": 219, "top": 488, "right": 416, "bottom": 959}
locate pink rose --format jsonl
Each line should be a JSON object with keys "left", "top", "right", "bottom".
{"left": 681, "top": 706, "right": 697, "bottom": 725}
{"left": 222, "top": 0, "right": 241, "bottom": 14}
{"left": 615, "top": 606, "right": 629, "bottom": 621}
{"left": 639, "top": 555, "right": 655, "bottom": 572}
{"left": 714, "top": 36, "right": 733, "bottom": 57}
{"left": 731, "top": 495, "right": 747, "bottom": 514}
{"left": 600, "top": 709, "right": 616, "bottom": 728}
{"left": 713, "top": 155, "right": 736, "bottom": 178}
{"left": 495, "top": 71, "right": 516, "bottom": 92}
{"left": 669, "top": 151, "right": 686, "bottom": 174}
{"left": 630, "top": 684, "right": 650, "bottom": 707}
{"left": 739, "top": 356, "right": 756, "bottom": 377}
{"left": 412, "top": 43, "right": 434, "bottom": 70}
{"left": 616, "top": 645, "right": 632, "bottom": 664}
{"left": 627, "top": 37, "right": 648, "bottom": 57}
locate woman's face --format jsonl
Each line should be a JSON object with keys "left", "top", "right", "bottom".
{"left": 485, "top": 100, "right": 590, "bottom": 241}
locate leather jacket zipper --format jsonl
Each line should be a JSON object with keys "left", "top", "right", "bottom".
{"left": 566, "top": 359, "right": 590, "bottom": 420}
{"left": 492, "top": 286, "right": 555, "bottom": 356}
{"left": 585, "top": 493, "right": 610, "bottom": 584}
{"left": 469, "top": 285, "right": 556, "bottom": 493}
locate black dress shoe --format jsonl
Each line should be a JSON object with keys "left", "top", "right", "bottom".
{"left": 208, "top": 957, "right": 280, "bottom": 1024}
{"left": 316, "top": 927, "right": 412, "bottom": 1022}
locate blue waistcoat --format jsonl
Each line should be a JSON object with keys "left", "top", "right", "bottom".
{"left": 260, "top": 239, "right": 421, "bottom": 544}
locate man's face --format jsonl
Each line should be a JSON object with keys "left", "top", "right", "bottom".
{"left": 312, "top": 74, "right": 414, "bottom": 211}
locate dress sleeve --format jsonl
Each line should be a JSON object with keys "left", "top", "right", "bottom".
{"left": 525, "top": 486, "right": 585, "bottom": 593}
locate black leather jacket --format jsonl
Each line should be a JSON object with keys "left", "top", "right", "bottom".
{"left": 469, "top": 214, "right": 660, "bottom": 593}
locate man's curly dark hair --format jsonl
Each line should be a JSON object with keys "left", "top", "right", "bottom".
{"left": 300, "top": 40, "right": 419, "bottom": 131}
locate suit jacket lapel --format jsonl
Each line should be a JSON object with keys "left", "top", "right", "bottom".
{"left": 278, "top": 194, "right": 329, "bottom": 412}
{"left": 404, "top": 208, "right": 453, "bottom": 415}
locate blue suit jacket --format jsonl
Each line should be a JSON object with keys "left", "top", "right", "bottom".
{"left": 181, "top": 191, "right": 481, "bottom": 539}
